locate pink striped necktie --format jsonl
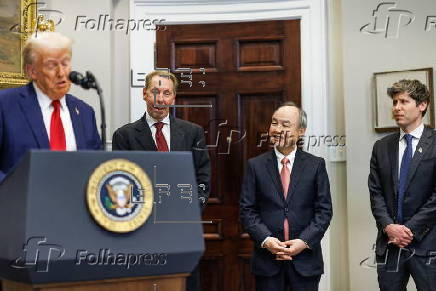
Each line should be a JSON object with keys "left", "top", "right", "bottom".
{"left": 280, "top": 157, "right": 290, "bottom": 241}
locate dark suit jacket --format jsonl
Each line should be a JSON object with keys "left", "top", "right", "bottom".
{"left": 368, "top": 126, "right": 436, "bottom": 256}
{"left": 0, "top": 83, "right": 101, "bottom": 181}
{"left": 240, "top": 149, "right": 332, "bottom": 277}
{"left": 112, "top": 114, "right": 211, "bottom": 210}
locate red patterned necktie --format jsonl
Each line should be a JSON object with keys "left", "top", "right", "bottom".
{"left": 50, "top": 100, "right": 66, "bottom": 151}
{"left": 154, "top": 122, "right": 169, "bottom": 152}
{"left": 280, "top": 157, "right": 290, "bottom": 241}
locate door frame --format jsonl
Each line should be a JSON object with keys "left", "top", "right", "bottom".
{"left": 129, "top": 1, "right": 330, "bottom": 290}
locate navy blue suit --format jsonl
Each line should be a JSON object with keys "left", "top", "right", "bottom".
{"left": 0, "top": 83, "right": 101, "bottom": 181}
{"left": 369, "top": 127, "right": 436, "bottom": 290}
{"left": 240, "top": 149, "right": 332, "bottom": 290}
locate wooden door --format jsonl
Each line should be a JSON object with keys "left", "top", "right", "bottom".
{"left": 156, "top": 20, "right": 301, "bottom": 291}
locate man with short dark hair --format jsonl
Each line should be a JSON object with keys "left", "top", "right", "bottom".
{"left": 369, "top": 79, "right": 436, "bottom": 290}
{"left": 240, "top": 103, "right": 332, "bottom": 291}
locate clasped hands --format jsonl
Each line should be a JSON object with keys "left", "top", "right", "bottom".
{"left": 384, "top": 224, "right": 414, "bottom": 248}
{"left": 264, "top": 237, "right": 308, "bottom": 260}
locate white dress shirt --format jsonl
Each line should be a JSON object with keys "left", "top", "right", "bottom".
{"left": 145, "top": 112, "right": 171, "bottom": 150}
{"left": 261, "top": 147, "right": 297, "bottom": 247}
{"left": 398, "top": 123, "right": 424, "bottom": 175}
{"left": 274, "top": 147, "right": 297, "bottom": 176}
{"left": 33, "top": 82, "right": 77, "bottom": 151}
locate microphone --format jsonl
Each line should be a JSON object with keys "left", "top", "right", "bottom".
{"left": 69, "top": 71, "right": 96, "bottom": 90}
{"left": 69, "top": 70, "right": 107, "bottom": 150}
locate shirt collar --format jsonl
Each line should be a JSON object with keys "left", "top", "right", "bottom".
{"left": 145, "top": 111, "right": 171, "bottom": 128}
{"left": 33, "top": 82, "right": 67, "bottom": 110}
{"left": 399, "top": 122, "right": 424, "bottom": 141}
{"left": 274, "top": 147, "right": 297, "bottom": 164}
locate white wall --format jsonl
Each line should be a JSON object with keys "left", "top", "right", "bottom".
{"left": 342, "top": 0, "right": 436, "bottom": 290}
{"left": 111, "top": 0, "right": 132, "bottom": 140}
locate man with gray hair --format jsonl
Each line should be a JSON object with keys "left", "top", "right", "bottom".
{"left": 0, "top": 32, "right": 101, "bottom": 181}
{"left": 240, "top": 102, "right": 332, "bottom": 291}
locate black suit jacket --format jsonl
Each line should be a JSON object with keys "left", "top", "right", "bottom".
{"left": 368, "top": 126, "right": 436, "bottom": 256}
{"left": 112, "top": 114, "right": 211, "bottom": 210}
{"left": 240, "top": 149, "right": 332, "bottom": 277}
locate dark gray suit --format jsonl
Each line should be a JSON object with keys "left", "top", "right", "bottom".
{"left": 240, "top": 149, "right": 332, "bottom": 291}
{"left": 112, "top": 114, "right": 211, "bottom": 291}
{"left": 368, "top": 126, "right": 436, "bottom": 290}
{"left": 112, "top": 114, "right": 211, "bottom": 209}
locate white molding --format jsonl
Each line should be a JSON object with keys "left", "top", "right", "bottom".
{"left": 130, "top": 1, "right": 330, "bottom": 290}
{"left": 135, "top": 0, "right": 303, "bottom": 4}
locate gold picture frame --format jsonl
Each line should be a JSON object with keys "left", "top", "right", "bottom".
{"left": 374, "top": 68, "right": 435, "bottom": 133}
{"left": 0, "top": 0, "right": 36, "bottom": 89}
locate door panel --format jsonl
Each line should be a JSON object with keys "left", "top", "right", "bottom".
{"left": 157, "top": 20, "right": 301, "bottom": 291}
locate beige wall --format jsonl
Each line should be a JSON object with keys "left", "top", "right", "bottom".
{"left": 327, "top": 0, "right": 349, "bottom": 289}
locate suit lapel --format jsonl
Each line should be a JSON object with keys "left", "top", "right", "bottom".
{"left": 66, "top": 95, "right": 85, "bottom": 149}
{"left": 388, "top": 133, "right": 399, "bottom": 198}
{"left": 287, "top": 149, "right": 307, "bottom": 202}
{"left": 169, "top": 116, "right": 185, "bottom": 151}
{"left": 265, "top": 151, "right": 284, "bottom": 202}
{"left": 134, "top": 115, "right": 157, "bottom": 151}
{"left": 405, "top": 127, "right": 433, "bottom": 191}
{"left": 18, "top": 83, "right": 49, "bottom": 148}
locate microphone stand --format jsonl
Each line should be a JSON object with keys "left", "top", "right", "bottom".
{"left": 95, "top": 82, "right": 106, "bottom": 151}
{"left": 71, "top": 71, "right": 106, "bottom": 150}
{"left": 87, "top": 72, "right": 106, "bottom": 151}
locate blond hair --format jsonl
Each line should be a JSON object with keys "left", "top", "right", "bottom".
{"left": 22, "top": 32, "right": 73, "bottom": 72}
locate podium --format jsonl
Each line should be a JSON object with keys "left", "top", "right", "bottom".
{"left": 0, "top": 151, "right": 204, "bottom": 291}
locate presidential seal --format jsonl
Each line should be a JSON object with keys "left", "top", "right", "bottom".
{"left": 87, "top": 159, "right": 153, "bottom": 233}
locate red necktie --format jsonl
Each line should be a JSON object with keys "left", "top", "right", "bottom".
{"left": 154, "top": 122, "right": 169, "bottom": 152}
{"left": 50, "top": 100, "right": 66, "bottom": 151}
{"left": 280, "top": 157, "right": 290, "bottom": 241}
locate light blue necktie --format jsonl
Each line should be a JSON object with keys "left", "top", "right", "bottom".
{"left": 397, "top": 134, "right": 413, "bottom": 223}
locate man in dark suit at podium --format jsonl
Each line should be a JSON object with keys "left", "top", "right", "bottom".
{"left": 368, "top": 79, "right": 436, "bottom": 290}
{"left": 112, "top": 70, "right": 211, "bottom": 291}
{"left": 240, "top": 102, "right": 332, "bottom": 291}
{"left": 0, "top": 32, "right": 101, "bottom": 182}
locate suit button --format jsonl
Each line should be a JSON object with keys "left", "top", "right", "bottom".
{"left": 284, "top": 207, "right": 288, "bottom": 213}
